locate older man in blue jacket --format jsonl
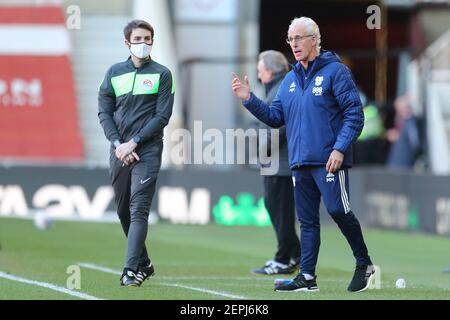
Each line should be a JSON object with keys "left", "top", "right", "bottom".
{"left": 232, "top": 16, "right": 375, "bottom": 293}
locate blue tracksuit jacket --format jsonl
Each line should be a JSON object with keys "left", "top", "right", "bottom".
{"left": 243, "top": 50, "right": 364, "bottom": 168}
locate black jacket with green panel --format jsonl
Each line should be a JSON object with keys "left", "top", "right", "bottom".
{"left": 98, "top": 57, "right": 174, "bottom": 153}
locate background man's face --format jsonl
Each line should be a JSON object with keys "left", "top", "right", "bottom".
{"left": 127, "top": 27, "right": 153, "bottom": 45}
{"left": 288, "top": 23, "right": 315, "bottom": 62}
{"left": 257, "top": 60, "right": 273, "bottom": 84}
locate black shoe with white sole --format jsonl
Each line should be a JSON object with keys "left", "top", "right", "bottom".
{"left": 347, "top": 264, "right": 375, "bottom": 292}
{"left": 274, "top": 273, "right": 319, "bottom": 292}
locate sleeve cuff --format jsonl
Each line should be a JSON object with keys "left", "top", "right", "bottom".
{"left": 333, "top": 142, "right": 347, "bottom": 154}
{"left": 113, "top": 140, "right": 121, "bottom": 148}
{"left": 242, "top": 93, "right": 255, "bottom": 107}
{"left": 132, "top": 136, "right": 141, "bottom": 144}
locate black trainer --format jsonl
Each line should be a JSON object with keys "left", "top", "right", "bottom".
{"left": 347, "top": 264, "right": 375, "bottom": 292}
{"left": 120, "top": 269, "right": 140, "bottom": 287}
{"left": 136, "top": 262, "right": 155, "bottom": 286}
{"left": 274, "top": 273, "right": 320, "bottom": 292}
{"left": 251, "top": 260, "right": 297, "bottom": 275}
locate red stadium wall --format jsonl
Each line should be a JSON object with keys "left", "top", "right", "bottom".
{"left": 0, "top": 6, "right": 83, "bottom": 161}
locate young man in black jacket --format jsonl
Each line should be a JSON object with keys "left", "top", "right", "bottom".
{"left": 98, "top": 20, "right": 174, "bottom": 287}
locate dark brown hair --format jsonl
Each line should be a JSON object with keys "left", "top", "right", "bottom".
{"left": 123, "top": 20, "right": 154, "bottom": 41}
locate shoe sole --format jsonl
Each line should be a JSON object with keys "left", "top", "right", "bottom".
{"left": 250, "top": 270, "right": 297, "bottom": 276}
{"left": 120, "top": 278, "right": 143, "bottom": 287}
{"left": 250, "top": 270, "right": 269, "bottom": 275}
{"left": 353, "top": 271, "right": 376, "bottom": 293}
{"left": 120, "top": 283, "right": 140, "bottom": 287}
{"left": 275, "top": 287, "right": 320, "bottom": 292}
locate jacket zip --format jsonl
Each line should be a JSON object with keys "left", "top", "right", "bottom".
{"left": 131, "top": 69, "right": 138, "bottom": 93}
{"left": 292, "top": 71, "right": 304, "bottom": 163}
{"left": 123, "top": 70, "right": 138, "bottom": 135}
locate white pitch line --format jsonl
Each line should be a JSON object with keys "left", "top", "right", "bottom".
{"left": 78, "top": 263, "right": 121, "bottom": 276}
{"left": 0, "top": 271, "right": 102, "bottom": 300}
{"left": 78, "top": 262, "right": 248, "bottom": 300}
{"left": 161, "top": 282, "right": 247, "bottom": 300}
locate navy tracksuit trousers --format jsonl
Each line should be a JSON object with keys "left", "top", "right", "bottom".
{"left": 292, "top": 166, "right": 372, "bottom": 276}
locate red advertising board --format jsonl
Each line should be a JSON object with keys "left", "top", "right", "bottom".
{"left": 0, "top": 6, "right": 83, "bottom": 161}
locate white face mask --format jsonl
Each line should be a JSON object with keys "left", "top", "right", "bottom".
{"left": 129, "top": 42, "right": 152, "bottom": 59}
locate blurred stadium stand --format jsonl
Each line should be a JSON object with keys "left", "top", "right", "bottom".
{"left": 71, "top": 16, "right": 131, "bottom": 167}
{"left": 423, "top": 29, "right": 450, "bottom": 174}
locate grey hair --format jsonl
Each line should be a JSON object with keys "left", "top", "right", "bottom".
{"left": 288, "top": 17, "right": 321, "bottom": 53}
{"left": 258, "top": 50, "right": 290, "bottom": 74}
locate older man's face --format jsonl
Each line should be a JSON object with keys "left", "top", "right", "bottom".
{"left": 257, "top": 60, "right": 273, "bottom": 84}
{"left": 288, "top": 23, "right": 315, "bottom": 62}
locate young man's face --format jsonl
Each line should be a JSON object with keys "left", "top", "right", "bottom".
{"left": 126, "top": 27, "right": 153, "bottom": 46}
{"left": 257, "top": 60, "right": 273, "bottom": 84}
{"left": 288, "top": 23, "right": 316, "bottom": 62}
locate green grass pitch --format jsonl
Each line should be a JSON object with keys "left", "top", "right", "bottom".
{"left": 1, "top": 217, "right": 449, "bottom": 300}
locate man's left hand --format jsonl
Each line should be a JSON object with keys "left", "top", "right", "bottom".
{"left": 115, "top": 140, "right": 138, "bottom": 162}
{"left": 326, "top": 150, "right": 344, "bottom": 173}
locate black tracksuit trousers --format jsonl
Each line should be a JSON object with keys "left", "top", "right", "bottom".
{"left": 109, "top": 141, "right": 162, "bottom": 272}
{"left": 263, "top": 175, "right": 301, "bottom": 265}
